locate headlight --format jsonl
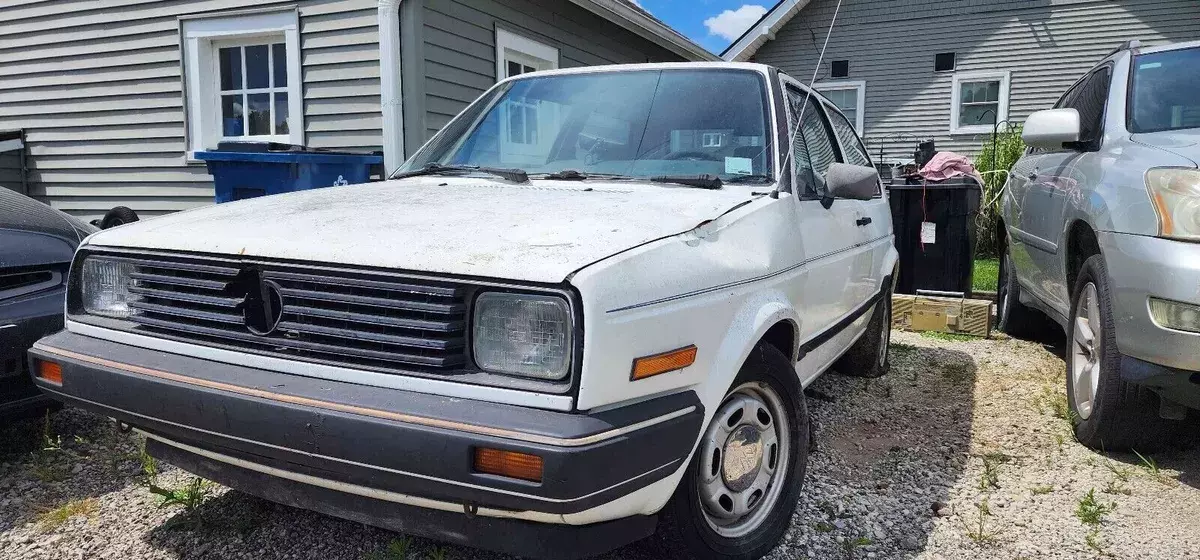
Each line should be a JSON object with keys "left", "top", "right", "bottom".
{"left": 1146, "top": 168, "right": 1200, "bottom": 241}
{"left": 79, "top": 257, "right": 136, "bottom": 318}
{"left": 472, "top": 293, "right": 572, "bottom": 380}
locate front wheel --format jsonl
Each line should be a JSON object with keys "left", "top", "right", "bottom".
{"left": 657, "top": 344, "right": 808, "bottom": 559}
{"left": 1068, "top": 254, "right": 1177, "bottom": 451}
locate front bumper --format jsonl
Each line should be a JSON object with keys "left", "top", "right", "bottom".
{"left": 28, "top": 330, "right": 704, "bottom": 557}
{"left": 1100, "top": 232, "right": 1200, "bottom": 405}
{"left": 1, "top": 288, "right": 63, "bottom": 418}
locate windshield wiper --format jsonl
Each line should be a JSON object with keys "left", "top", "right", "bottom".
{"left": 725, "top": 174, "right": 775, "bottom": 184}
{"left": 650, "top": 174, "right": 723, "bottom": 189}
{"left": 532, "top": 170, "right": 635, "bottom": 181}
{"left": 391, "top": 163, "right": 529, "bottom": 183}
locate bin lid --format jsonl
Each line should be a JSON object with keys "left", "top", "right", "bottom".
{"left": 195, "top": 145, "right": 383, "bottom": 164}
{"left": 887, "top": 176, "right": 981, "bottom": 190}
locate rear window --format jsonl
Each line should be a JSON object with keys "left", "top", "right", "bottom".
{"left": 1128, "top": 46, "right": 1200, "bottom": 133}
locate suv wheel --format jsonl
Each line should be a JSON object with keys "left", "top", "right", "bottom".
{"left": 995, "top": 241, "right": 1041, "bottom": 339}
{"left": 1067, "top": 254, "right": 1176, "bottom": 452}
{"left": 657, "top": 344, "right": 808, "bottom": 559}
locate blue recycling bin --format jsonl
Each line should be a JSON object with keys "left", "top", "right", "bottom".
{"left": 195, "top": 142, "right": 384, "bottom": 203}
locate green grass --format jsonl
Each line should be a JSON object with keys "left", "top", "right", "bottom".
{"left": 973, "top": 258, "right": 999, "bottom": 293}
{"left": 920, "top": 330, "right": 975, "bottom": 342}
{"left": 37, "top": 498, "right": 98, "bottom": 531}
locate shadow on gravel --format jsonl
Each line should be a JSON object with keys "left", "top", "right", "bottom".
{"left": 0, "top": 406, "right": 143, "bottom": 533}
{"left": 772, "top": 339, "right": 978, "bottom": 558}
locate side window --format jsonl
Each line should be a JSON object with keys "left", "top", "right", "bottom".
{"left": 787, "top": 86, "right": 840, "bottom": 198}
{"left": 1063, "top": 67, "right": 1111, "bottom": 147}
{"left": 827, "top": 107, "right": 878, "bottom": 196}
{"left": 827, "top": 108, "right": 872, "bottom": 167}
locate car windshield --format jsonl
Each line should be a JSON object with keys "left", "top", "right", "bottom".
{"left": 401, "top": 68, "right": 773, "bottom": 182}
{"left": 1128, "top": 46, "right": 1200, "bottom": 133}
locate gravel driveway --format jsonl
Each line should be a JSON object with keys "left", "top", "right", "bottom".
{"left": 3, "top": 330, "right": 1200, "bottom": 560}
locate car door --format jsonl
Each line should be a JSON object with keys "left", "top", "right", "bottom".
{"left": 824, "top": 102, "right": 891, "bottom": 305}
{"left": 782, "top": 81, "right": 864, "bottom": 381}
{"left": 1025, "top": 65, "right": 1112, "bottom": 312}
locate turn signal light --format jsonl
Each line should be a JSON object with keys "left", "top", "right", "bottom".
{"left": 37, "top": 361, "right": 63, "bottom": 385}
{"left": 630, "top": 345, "right": 697, "bottom": 380}
{"left": 474, "top": 448, "right": 543, "bottom": 482}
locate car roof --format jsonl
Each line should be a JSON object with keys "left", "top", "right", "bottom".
{"left": 1135, "top": 39, "right": 1200, "bottom": 56}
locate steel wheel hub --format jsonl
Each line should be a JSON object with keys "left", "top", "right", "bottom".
{"left": 1071, "top": 283, "right": 1102, "bottom": 420}
{"left": 697, "top": 383, "right": 789, "bottom": 538}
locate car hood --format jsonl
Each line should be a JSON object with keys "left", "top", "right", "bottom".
{"left": 85, "top": 177, "right": 756, "bottom": 283}
{"left": 1, "top": 188, "right": 96, "bottom": 269}
{"left": 1130, "top": 129, "right": 1200, "bottom": 166}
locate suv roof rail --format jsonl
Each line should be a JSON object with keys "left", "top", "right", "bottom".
{"left": 1107, "top": 39, "right": 1142, "bottom": 57}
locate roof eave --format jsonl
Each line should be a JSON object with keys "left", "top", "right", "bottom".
{"left": 571, "top": 0, "right": 719, "bottom": 61}
{"left": 721, "top": 0, "right": 812, "bottom": 62}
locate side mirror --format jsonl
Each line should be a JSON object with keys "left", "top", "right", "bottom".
{"left": 1022, "top": 108, "right": 1081, "bottom": 150}
{"left": 824, "top": 163, "right": 880, "bottom": 201}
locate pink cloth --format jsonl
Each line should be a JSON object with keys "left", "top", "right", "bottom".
{"left": 919, "top": 151, "right": 985, "bottom": 186}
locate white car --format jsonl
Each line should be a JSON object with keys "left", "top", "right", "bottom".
{"left": 29, "top": 63, "right": 897, "bottom": 559}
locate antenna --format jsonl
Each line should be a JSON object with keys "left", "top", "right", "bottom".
{"left": 777, "top": 0, "right": 844, "bottom": 194}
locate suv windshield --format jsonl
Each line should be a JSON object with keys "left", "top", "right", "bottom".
{"left": 1129, "top": 46, "right": 1200, "bottom": 133}
{"left": 401, "top": 69, "right": 773, "bottom": 182}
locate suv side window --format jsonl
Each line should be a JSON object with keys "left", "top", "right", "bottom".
{"left": 1055, "top": 66, "right": 1111, "bottom": 150}
{"left": 787, "top": 86, "right": 841, "bottom": 198}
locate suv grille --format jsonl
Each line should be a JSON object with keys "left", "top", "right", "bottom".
{"left": 115, "top": 254, "right": 468, "bottom": 372}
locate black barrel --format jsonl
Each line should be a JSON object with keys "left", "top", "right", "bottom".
{"left": 887, "top": 176, "right": 981, "bottom": 295}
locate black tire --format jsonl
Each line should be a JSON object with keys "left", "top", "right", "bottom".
{"left": 995, "top": 240, "right": 1042, "bottom": 339}
{"left": 99, "top": 206, "right": 139, "bottom": 229}
{"left": 834, "top": 288, "right": 892, "bottom": 378}
{"left": 657, "top": 344, "right": 809, "bottom": 560}
{"left": 1068, "top": 254, "right": 1177, "bottom": 452}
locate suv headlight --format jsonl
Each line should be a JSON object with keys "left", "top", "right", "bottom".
{"left": 472, "top": 292, "right": 572, "bottom": 380}
{"left": 1146, "top": 168, "right": 1200, "bottom": 241}
{"left": 79, "top": 257, "right": 136, "bottom": 318}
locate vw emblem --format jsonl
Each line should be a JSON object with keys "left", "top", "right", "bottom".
{"left": 238, "top": 270, "right": 284, "bottom": 336}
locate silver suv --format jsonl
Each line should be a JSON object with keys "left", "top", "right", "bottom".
{"left": 998, "top": 40, "right": 1200, "bottom": 451}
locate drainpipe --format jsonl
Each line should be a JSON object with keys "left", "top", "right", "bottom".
{"left": 378, "top": 0, "right": 404, "bottom": 174}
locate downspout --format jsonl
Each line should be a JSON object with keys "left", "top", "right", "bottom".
{"left": 378, "top": 0, "right": 404, "bottom": 173}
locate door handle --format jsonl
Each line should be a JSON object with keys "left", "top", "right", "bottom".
{"left": 856, "top": 217, "right": 872, "bottom": 226}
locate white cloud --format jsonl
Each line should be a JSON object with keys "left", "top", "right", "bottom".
{"left": 704, "top": 4, "right": 768, "bottom": 42}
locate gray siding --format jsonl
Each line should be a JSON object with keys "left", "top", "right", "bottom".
{"left": 0, "top": 151, "right": 22, "bottom": 195}
{"left": 414, "top": 0, "right": 687, "bottom": 146}
{"left": 753, "top": 0, "right": 1200, "bottom": 164}
{"left": 0, "top": 0, "right": 381, "bottom": 220}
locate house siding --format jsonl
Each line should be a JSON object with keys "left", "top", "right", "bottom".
{"left": 0, "top": 0, "right": 381, "bottom": 220}
{"left": 752, "top": 0, "right": 1200, "bottom": 164}
{"left": 416, "top": 0, "right": 687, "bottom": 144}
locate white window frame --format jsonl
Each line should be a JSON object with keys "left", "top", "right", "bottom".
{"left": 950, "top": 71, "right": 1011, "bottom": 135}
{"left": 494, "top": 27, "right": 559, "bottom": 81}
{"left": 701, "top": 132, "right": 723, "bottom": 148}
{"left": 813, "top": 80, "right": 866, "bottom": 134}
{"left": 182, "top": 10, "right": 303, "bottom": 159}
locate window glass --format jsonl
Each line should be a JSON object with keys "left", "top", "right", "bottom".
{"left": 821, "top": 88, "right": 859, "bottom": 129}
{"left": 1128, "top": 47, "right": 1200, "bottom": 133}
{"left": 788, "top": 87, "right": 840, "bottom": 197}
{"left": 404, "top": 69, "right": 773, "bottom": 181}
{"left": 827, "top": 108, "right": 872, "bottom": 168}
{"left": 272, "top": 44, "right": 288, "bottom": 87}
{"left": 958, "top": 79, "right": 1001, "bottom": 126}
{"left": 1064, "top": 67, "right": 1110, "bottom": 145}
{"left": 216, "top": 42, "right": 290, "bottom": 138}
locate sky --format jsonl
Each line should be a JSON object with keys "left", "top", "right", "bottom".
{"left": 632, "top": 0, "right": 773, "bottom": 55}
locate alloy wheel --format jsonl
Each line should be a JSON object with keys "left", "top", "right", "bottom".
{"left": 1071, "top": 282, "right": 1102, "bottom": 420}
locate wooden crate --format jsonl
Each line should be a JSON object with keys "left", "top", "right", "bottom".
{"left": 891, "top": 294, "right": 992, "bottom": 338}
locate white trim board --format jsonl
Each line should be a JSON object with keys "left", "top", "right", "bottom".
{"left": 495, "top": 27, "right": 560, "bottom": 80}
{"left": 181, "top": 9, "right": 304, "bottom": 158}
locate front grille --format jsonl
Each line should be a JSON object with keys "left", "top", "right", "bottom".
{"left": 113, "top": 254, "right": 469, "bottom": 373}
